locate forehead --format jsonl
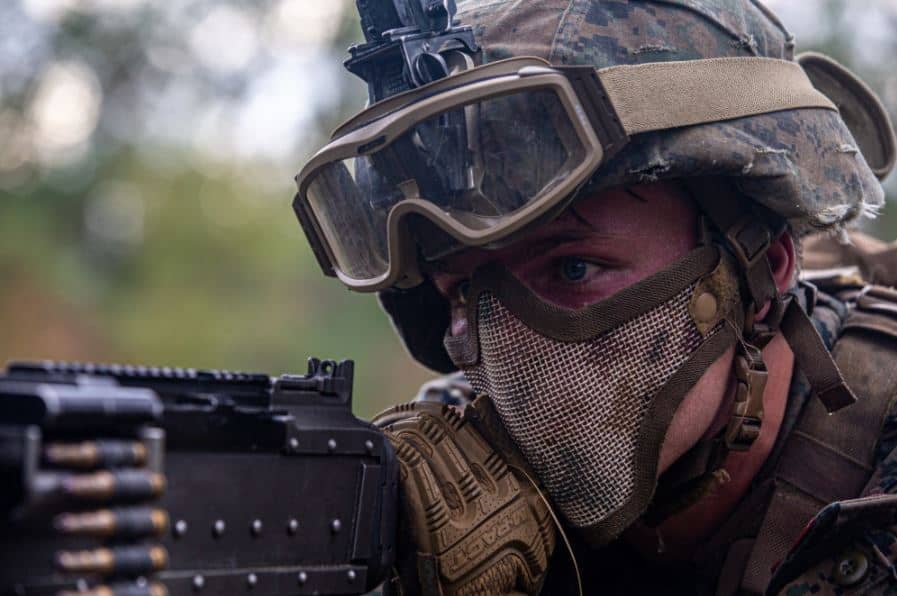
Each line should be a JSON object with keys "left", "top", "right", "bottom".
{"left": 534, "top": 181, "right": 697, "bottom": 238}
{"left": 429, "top": 181, "right": 698, "bottom": 274}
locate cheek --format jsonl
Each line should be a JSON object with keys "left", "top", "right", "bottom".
{"left": 657, "top": 346, "right": 735, "bottom": 474}
{"left": 638, "top": 233, "right": 696, "bottom": 278}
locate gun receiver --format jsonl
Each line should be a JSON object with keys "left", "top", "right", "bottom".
{"left": 0, "top": 358, "right": 397, "bottom": 596}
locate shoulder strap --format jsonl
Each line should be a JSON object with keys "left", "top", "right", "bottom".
{"left": 739, "top": 286, "right": 897, "bottom": 594}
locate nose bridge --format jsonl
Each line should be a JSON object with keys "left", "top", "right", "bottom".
{"left": 429, "top": 246, "right": 498, "bottom": 295}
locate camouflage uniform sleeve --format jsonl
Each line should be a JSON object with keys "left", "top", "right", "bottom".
{"left": 770, "top": 416, "right": 897, "bottom": 595}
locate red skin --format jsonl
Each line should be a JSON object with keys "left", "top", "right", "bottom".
{"left": 429, "top": 180, "right": 796, "bottom": 556}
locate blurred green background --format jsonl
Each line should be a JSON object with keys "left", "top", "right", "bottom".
{"left": 0, "top": 0, "right": 895, "bottom": 418}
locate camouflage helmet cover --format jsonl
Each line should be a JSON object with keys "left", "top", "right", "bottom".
{"left": 380, "top": 0, "right": 894, "bottom": 372}
{"left": 458, "top": 0, "right": 887, "bottom": 234}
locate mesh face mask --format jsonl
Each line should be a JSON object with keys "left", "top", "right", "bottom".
{"left": 444, "top": 244, "right": 743, "bottom": 545}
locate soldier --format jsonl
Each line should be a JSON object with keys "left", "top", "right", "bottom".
{"left": 294, "top": 0, "right": 897, "bottom": 593}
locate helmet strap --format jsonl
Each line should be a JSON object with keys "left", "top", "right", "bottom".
{"left": 643, "top": 180, "right": 859, "bottom": 526}
{"left": 688, "top": 180, "right": 855, "bottom": 413}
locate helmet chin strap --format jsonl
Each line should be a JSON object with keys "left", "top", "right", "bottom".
{"left": 644, "top": 179, "right": 857, "bottom": 526}
{"left": 688, "top": 179, "right": 856, "bottom": 414}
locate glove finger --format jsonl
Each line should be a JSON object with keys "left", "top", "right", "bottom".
{"left": 385, "top": 404, "right": 483, "bottom": 494}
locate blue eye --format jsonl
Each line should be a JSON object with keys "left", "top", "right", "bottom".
{"left": 560, "top": 257, "right": 589, "bottom": 282}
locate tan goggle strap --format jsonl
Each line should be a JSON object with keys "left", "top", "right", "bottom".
{"left": 597, "top": 57, "right": 836, "bottom": 137}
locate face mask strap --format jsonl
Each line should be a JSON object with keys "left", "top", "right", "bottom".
{"left": 444, "top": 243, "right": 745, "bottom": 544}
{"left": 688, "top": 178, "right": 857, "bottom": 412}
{"left": 579, "top": 323, "right": 739, "bottom": 546}
{"left": 442, "top": 244, "right": 720, "bottom": 368}
{"left": 636, "top": 237, "right": 766, "bottom": 526}
{"left": 683, "top": 180, "right": 782, "bottom": 459}
{"left": 644, "top": 181, "right": 859, "bottom": 527}
{"left": 679, "top": 238, "right": 769, "bottom": 453}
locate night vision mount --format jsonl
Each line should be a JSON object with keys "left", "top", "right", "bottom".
{"left": 346, "top": 0, "right": 481, "bottom": 103}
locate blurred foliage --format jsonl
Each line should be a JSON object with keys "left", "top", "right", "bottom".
{"left": 0, "top": 0, "right": 432, "bottom": 419}
{"left": 0, "top": 0, "right": 896, "bottom": 418}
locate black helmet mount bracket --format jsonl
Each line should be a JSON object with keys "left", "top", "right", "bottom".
{"left": 346, "top": 0, "right": 481, "bottom": 104}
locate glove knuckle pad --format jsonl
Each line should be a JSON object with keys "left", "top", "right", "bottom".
{"left": 373, "top": 400, "right": 555, "bottom": 595}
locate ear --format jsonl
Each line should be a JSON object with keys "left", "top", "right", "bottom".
{"left": 755, "top": 232, "right": 797, "bottom": 322}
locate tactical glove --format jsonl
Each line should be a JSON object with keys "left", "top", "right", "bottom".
{"left": 373, "top": 396, "right": 556, "bottom": 595}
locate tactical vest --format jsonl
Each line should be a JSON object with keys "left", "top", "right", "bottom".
{"left": 726, "top": 278, "right": 897, "bottom": 595}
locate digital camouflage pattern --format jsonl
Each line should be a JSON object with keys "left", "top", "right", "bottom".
{"left": 382, "top": 2, "right": 897, "bottom": 593}
{"left": 378, "top": 0, "right": 889, "bottom": 374}
{"left": 769, "top": 497, "right": 897, "bottom": 594}
{"left": 764, "top": 274, "right": 897, "bottom": 594}
{"left": 455, "top": 0, "right": 884, "bottom": 238}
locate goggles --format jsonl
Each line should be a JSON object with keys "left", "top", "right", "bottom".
{"left": 294, "top": 56, "right": 834, "bottom": 292}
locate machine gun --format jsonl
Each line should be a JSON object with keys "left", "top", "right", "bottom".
{"left": 0, "top": 358, "right": 397, "bottom": 596}
{"left": 345, "top": 0, "right": 480, "bottom": 103}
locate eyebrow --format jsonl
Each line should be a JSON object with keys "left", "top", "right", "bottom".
{"left": 624, "top": 187, "right": 650, "bottom": 202}
{"left": 508, "top": 228, "right": 624, "bottom": 263}
{"left": 550, "top": 187, "right": 648, "bottom": 233}
{"left": 540, "top": 209, "right": 623, "bottom": 239}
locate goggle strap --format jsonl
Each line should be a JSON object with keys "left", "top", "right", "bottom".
{"left": 598, "top": 57, "right": 836, "bottom": 136}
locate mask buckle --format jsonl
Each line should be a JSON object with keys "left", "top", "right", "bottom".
{"left": 724, "top": 343, "right": 768, "bottom": 451}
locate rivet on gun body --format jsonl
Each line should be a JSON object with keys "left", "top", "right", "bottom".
{"left": 288, "top": 438, "right": 299, "bottom": 451}
{"left": 213, "top": 519, "right": 226, "bottom": 537}
{"left": 247, "top": 573, "right": 258, "bottom": 588}
{"left": 297, "top": 571, "right": 308, "bottom": 585}
{"left": 174, "top": 519, "right": 188, "bottom": 537}
{"left": 347, "top": 569, "right": 356, "bottom": 583}
{"left": 287, "top": 518, "right": 299, "bottom": 535}
{"left": 327, "top": 438, "right": 337, "bottom": 452}
{"left": 193, "top": 575, "right": 205, "bottom": 591}
{"left": 330, "top": 519, "right": 341, "bottom": 533}
{"left": 251, "top": 519, "right": 263, "bottom": 536}
{"left": 364, "top": 440, "right": 374, "bottom": 453}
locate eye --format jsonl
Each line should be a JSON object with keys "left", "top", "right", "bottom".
{"left": 559, "top": 256, "right": 598, "bottom": 282}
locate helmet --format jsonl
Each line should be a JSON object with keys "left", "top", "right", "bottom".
{"left": 296, "top": 0, "right": 896, "bottom": 544}
{"left": 377, "top": 0, "right": 895, "bottom": 373}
